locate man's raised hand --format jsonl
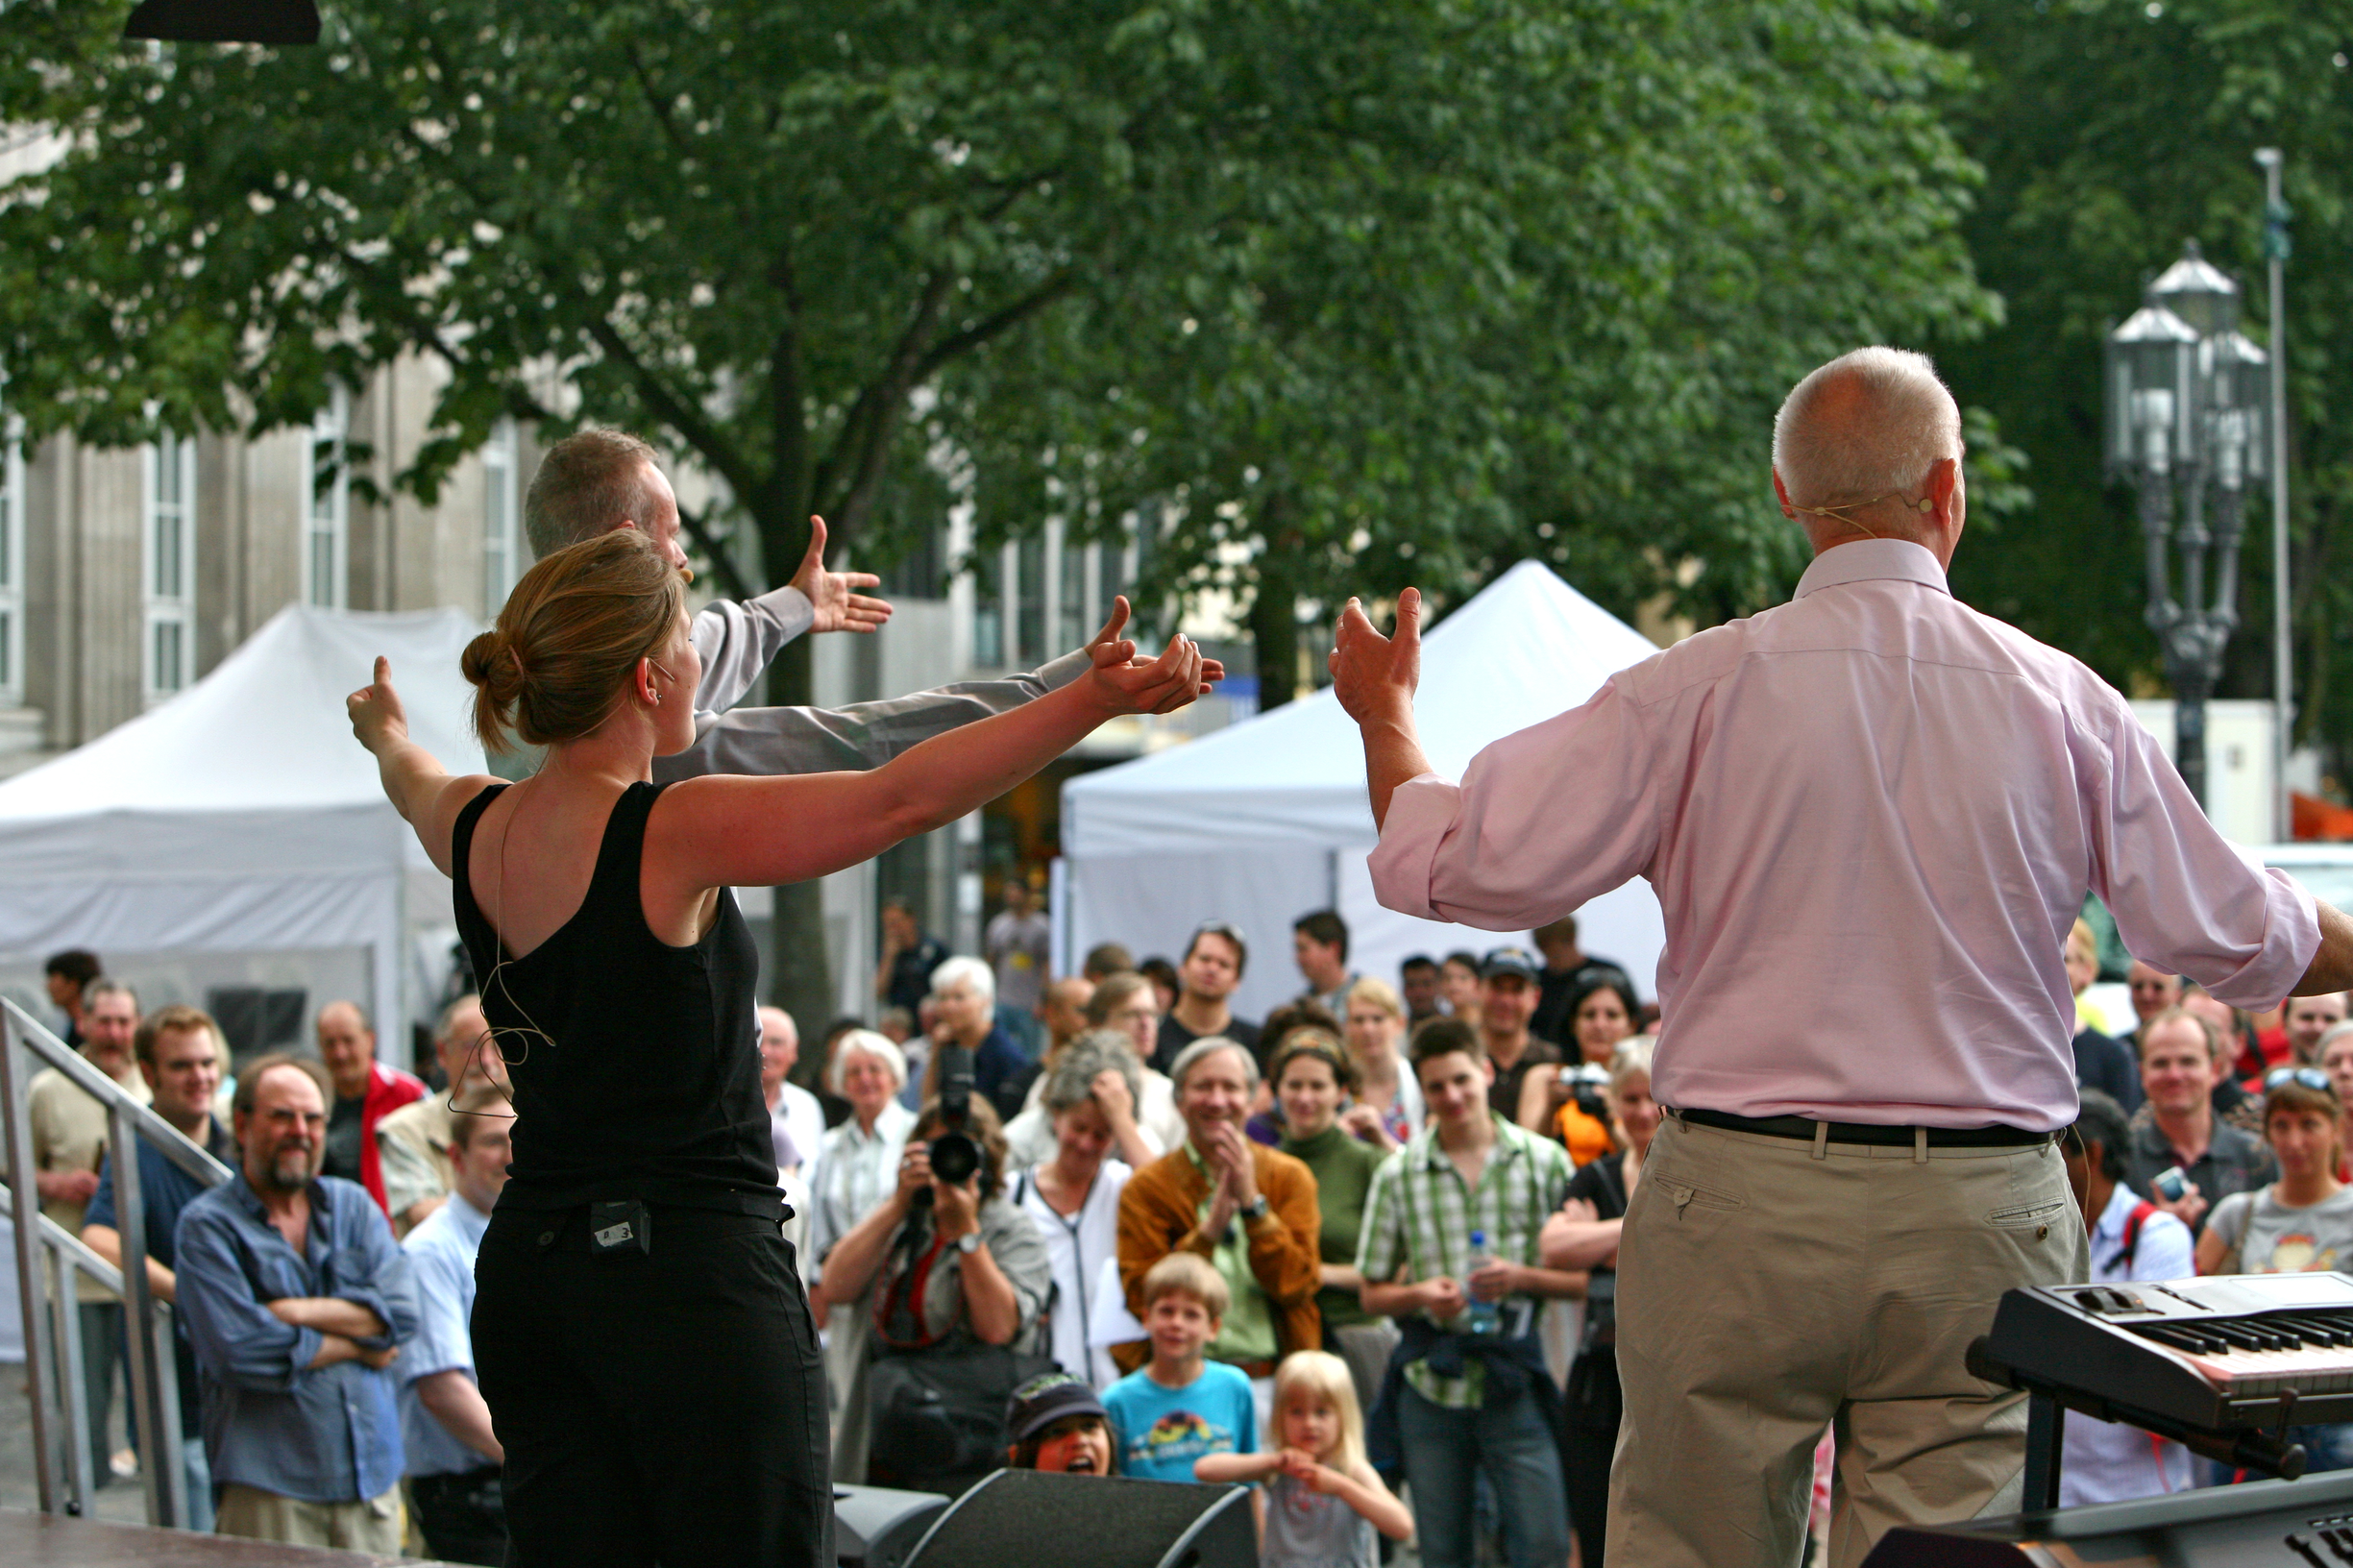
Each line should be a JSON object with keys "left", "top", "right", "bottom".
{"left": 789, "top": 515, "right": 893, "bottom": 635}
{"left": 1084, "top": 596, "right": 1223, "bottom": 716}
{"left": 1329, "top": 588, "right": 1421, "bottom": 728}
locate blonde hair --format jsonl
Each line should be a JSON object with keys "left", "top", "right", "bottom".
{"left": 1141, "top": 1251, "right": 1229, "bottom": 1319}
{"left": 1346, "top": 974, "right": 1406, "bottom": 1022}
{"left": 2067, "top": 919, "right": 2099, "bottom": 967}
{"left": 1272, "top": 1351, "right": 1365, "bottom": 1471}
{"left": 460, "top": 529, "right": 687, "bottom": 752}
{"left": 1608, "top": 1037, "right": 1655, "bottom": 1096}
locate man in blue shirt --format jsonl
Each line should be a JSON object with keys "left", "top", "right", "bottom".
{"left": 175, "top": 1053, "right": 417, "bottom": 1552}
{"left": 83, "top": 1005, "right": 237, "bottom": 1531}
{"left": 401, "top": 1084, "right": 513, "bottom": 1565}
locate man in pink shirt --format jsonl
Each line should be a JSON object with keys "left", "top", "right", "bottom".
{"left": 1331, "top": 346, "right": 2353, "bottom": 1567}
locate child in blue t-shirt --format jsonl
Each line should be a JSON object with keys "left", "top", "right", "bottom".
{"left": 1102, "top": 1253, "right": 1255, "bottom": 1482}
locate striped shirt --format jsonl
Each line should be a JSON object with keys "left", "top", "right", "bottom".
{"left": 1355, "top": 1114, "right": 1573, "bottom": 1407}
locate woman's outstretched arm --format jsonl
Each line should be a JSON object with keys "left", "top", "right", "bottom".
{"left": 347, "top": 655, "right": 500, "bottom": 878}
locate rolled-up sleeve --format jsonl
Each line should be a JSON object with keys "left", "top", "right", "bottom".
{"left": 1370, "top": 676, "right": 1664, "bottom": 930}
{"left": 175, "top": 1207, "right": 320, "bottom": 1391}
{"left": 2089, "top": 702, "right": 2318, "bottom": 1012}
{"left": 333, "top": 1200, "right": 419, "bottom": 1351}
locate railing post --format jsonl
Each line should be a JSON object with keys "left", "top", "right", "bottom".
{"left": 110, "top": 1095, "right": 182, "bottom": 1528}
{"left": 1, "top": 1013, "right": 64, "bottom": 1514}
{"left": 52, "top": 1249, "right": 93, "bottom": 1511}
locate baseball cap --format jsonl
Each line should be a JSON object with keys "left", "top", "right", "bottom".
{"left": 1006, "top": 1371, "right": 1108, "bottom": 1443}
{"left": 1479, "top": 946, "right": 1540, "bottom": 982}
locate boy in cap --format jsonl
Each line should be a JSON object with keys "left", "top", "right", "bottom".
{"left": 1006, "top": 1372, "right": 1115, "bottom": 1476}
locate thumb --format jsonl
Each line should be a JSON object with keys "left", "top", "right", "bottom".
{"left": 797, "top": 515, "right": 828, "bottom": 576}
{"left": 1393, "top": 587, "right": 1422, "bottom": 658}
{"left": 374, "top": 655, "right": 392, "bottom": 687}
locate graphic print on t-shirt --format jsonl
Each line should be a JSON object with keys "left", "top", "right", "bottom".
{"left": 1102, "top": 1360, "right": 1254, "bottom": 1482}
{"left": 2265, "top": 1232, "right": 2336, "bottom": 1273}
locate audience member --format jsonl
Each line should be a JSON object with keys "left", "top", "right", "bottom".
{"left": 1527, "top": 916, "right": 1630, "bottom": 1047}
{"left": 2321, "top": 1022, "right": 2353, "bottom": 1164}
{"left": 1538, "top": 1039, "right": 1657, "bottom": 1566}
{"left": 2056, "top": 1090, "right": 2193, "bottom": 1507}
{"left": 1517, "top": 970, "right": 1637, "bottom": 1160}
{"left": 400, "top": 1086, "right": 515, "bottom": 1565}
{"left": 758, "top": 1006, "right": 825, "bottom": 1177}
{"left": 1292, "top": 910, "right": 1359, "bottom": 1017}
{"left": 1340, "top": 976, "right": 1421, "bottom": 1149}
{"left": 2287, "top": 992, "right": 2351, "bottom": 1066}
{"left": 1398, "top": 955, "right": 1444, "bottom": 1026}
{"left": 1249, "top": 998, "right": 1343, "bottom": 1141}
{"left": 808, "top": 1031, "right": 918, "bottom": 1435}
{"left": 2067, "top": 919, "right": 2141, "bottom": 1112}
{"left": 1006, "top": 987, "right": 1183, "bottom": 1165}
{"left": 875, "top": 1006, "right": 916, "bottom": 1047}
{"left": 376, "top": 995, "right": 501, "bottom": 1239}
{"left": 875, "top": 897, "right": 949, "bottom": 1017}
{"left": 993, "top": 974, "right": 1094, "bottom": 1124}
{"left": 82, "top": 1004, "right": 234, "bottom": 1529}
{"left": 1118, "top": 1038, "right": 1321, "bottom": 1419}
{"left": 819, "top": 1096, "right": 1052, "bottom": 1490}
{"left": 311, "top": 1000, "right": 426, "bottom": 1213}
{"left": 2195, "top": 1069, "right": 2353, "bottom": 1471}
{"left": 1152, "top": 922, "right": 1262, "bottom": 1073}
{"left": 1436, "top": 950, "right": 1482, "bottom": 1031}
{"left": 2121, "top": 960, "right": 2182, "bottom": 1055}
{"left": 176, "top": 1055, "right": 417, "bottom": 1551}
{"left": 29, "top": 976, "right": 148, "bottom": 1486}
{"left": 1358, "top": 1017, "right": 1579, "bottom": 1568}
{"left": 1470, "top": 948, "right": 1557, "bottom": 1126}
{"left": 1103, "top": 1254, "right": 1256, "bottom": 1482}
{"left": 1139, "top": 956, "right": 1181, "bottom": 1014}
{"left": 1083, "top": 942, "right": 1137, "bottom": 984}
{"left": 1195, "top": 1349, "right": 1413, "bottom": 1563}
{"left": 2183, "top": 984, "right": 2260, "bottom": 1090}
{"left": 1007, "top": 1023, "right": 1161, "bottom": 1171}
{"left": 2126, "top": 1008, "right": 2272, "bottom": 1237}
{"left": 1269, "top": 1033, "right": 1393, "bottom": 1417}
{"left": 1013, "top": 1036, "right": 1142, "bottom": 1385}
{"left": 43, "top": 948, "right": 102, "bottom": 1047}
{"left": 1005, "top": 1371, "right": 1115, "bottom": 1474}
{"left": 986, "top": 877, "right": 1053, "bottom": 1053}
{"left": 927, "top": 955, "right": 1027, "bottom": 1107}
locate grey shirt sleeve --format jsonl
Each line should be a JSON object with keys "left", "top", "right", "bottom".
{"left": 690, "top": 586, "right": 817, "bottom": 719}
{"left": 652, "top": 649, "right": 1091, "bottom": 780}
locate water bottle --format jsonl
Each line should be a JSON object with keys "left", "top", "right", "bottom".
{"left": 1463, "top": 1229, "right": 1500, "bottom": 1335}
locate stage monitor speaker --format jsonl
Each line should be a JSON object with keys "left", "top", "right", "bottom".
{"left": 902, "top": 1469, "right": 1253, "bottom": 1568}
{"left": 834, "top": 1482, "right": 950, "bottom": 1568}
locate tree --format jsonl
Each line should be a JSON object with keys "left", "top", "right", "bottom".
{"left": 1923, "top": 0, "right": 2353, "bottom": 786}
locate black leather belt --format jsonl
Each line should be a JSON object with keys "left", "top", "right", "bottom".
{"left": 1677, "top": 1107, "right": 2052, "bottom": 1148}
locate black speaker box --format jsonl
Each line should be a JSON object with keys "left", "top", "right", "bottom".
{"left": 902, "top": 1470, "right": 1253, "bottom": 1568}
{"left": 834, "top": 1482, "right": 951, "bottom": 1568}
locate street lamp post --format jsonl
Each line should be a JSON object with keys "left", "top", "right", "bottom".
{"left": 2105, "top": 241, "right": 2270, "bottom": 813}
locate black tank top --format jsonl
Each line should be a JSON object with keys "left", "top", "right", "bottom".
{"left": 453, "top": 780, "right": 781, "bottom": 1215}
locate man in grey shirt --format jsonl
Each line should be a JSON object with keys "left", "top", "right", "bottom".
{"left": 523, "top": 429, "right": 1110, "bottom": 773}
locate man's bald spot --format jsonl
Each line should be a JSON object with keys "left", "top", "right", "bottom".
{"left": 317, "top": 999, "right": 369, "bottom": 1035}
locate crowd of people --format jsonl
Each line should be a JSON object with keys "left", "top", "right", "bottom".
{"left": 24, "top": 903, "right": 2353, "bottom": 1566}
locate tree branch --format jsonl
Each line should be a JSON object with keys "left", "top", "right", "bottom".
{"left": 675, "top": 499, "right": 759, "bottom": 602}
{"left": 913, "top": 268, "right": 1077, "bottom": 382}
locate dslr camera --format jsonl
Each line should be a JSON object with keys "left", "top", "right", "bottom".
{"left": 926, "top": 1041, "right": 983, "bottom": 1188}
{"left": 1557, "top": 1062, "right": 1610, "bottom": 1122}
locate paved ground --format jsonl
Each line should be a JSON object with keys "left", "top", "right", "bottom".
{"left": 0, "top": 1364, "right": 149, "bottom": 1524}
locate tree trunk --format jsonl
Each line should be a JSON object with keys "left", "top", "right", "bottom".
{"left": 750, "top": 506, "right": 840, "bottom": 1034}
{"left": 1250, "top": 527, "right": 1302, "bottom": 711}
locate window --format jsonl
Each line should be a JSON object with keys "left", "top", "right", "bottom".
{"left": 306, "top": 387, "right": 350, "bottom": 609}
{"left": 0, "top": 415, "right": 21, "bottom": 706}
{"left": 970, "top": 549, "right": 1003, "bottom": 668}
{"left": 1015, "top": 535, "right": 1045, "bottom": 667}
{"left": 481, "top": 417, "right": 520, "bottom": 610}
{"left": 1061, "top": 541, "right": 1089, "bottom": 648}
{"left": 143, "top": 429, "right": 197, "bottom": 700}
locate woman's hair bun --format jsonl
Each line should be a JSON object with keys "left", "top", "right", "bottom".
{"left": 462, "top": 629, "right": 527, "bottom": 749}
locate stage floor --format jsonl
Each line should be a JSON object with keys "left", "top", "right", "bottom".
{"left": 0, "top": 1508, "right": 447, "bottom": 1565}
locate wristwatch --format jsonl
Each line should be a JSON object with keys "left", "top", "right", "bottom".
{"left": 1239, "top": 1195, "right": 1271, "bottom": 1224}
{"left": 956, "top": 1231, "right": 983, "bottom": 1255}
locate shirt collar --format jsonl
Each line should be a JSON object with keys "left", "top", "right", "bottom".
{"left": 1791, "top": 538, "right": 1951, "bottom": 600}
{"left": 444, "top": 1188, "right": 494, "bottom": 1247}
{"left": 1410, "top": 1113, "right": 1523, "bottom": 1171}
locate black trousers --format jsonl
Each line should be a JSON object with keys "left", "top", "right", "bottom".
{"left": 409, "top": 1467, "right": 508, "bottom": 1566}
{"left": 472, "top": 1204, "right": 832, "bottom": 1568}
{"left": 1560, "top": 1345, "right": 1624, "bottom": 1568}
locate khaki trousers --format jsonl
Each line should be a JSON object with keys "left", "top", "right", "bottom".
{"left": 216, "top": 1481, "right": 405, "bottom": 1554}
{"left": 1606, "top": 1115, "right": 2090, "bottom": 1568}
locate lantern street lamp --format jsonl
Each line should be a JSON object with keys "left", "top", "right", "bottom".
{"left": 2105, "top": 241, "right": 2270, "bottom": 811}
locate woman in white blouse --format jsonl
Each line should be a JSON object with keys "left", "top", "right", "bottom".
{"left": 1010, "top": 1034, "right": 1140, "bottom": 1387}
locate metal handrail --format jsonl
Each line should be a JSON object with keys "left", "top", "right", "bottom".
{"left": 3, "top": 996, "right": 231, "bottom": 1528}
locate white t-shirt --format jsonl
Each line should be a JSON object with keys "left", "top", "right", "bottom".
{"left": 1013, "top": 1160, "right": 1131, "bottom": 1388}
{"left": 2059, "top": 1182, "right": 2195, "bottom": 1507}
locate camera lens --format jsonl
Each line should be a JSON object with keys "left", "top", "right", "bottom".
{"left": 930, "top": 1131, "right": 981, "bottom": 1186}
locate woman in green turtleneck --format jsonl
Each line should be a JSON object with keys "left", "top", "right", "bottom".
{"left": 1272, "top": 1029, "right": 1395, "bottom": 1415}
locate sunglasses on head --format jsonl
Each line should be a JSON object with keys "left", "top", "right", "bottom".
{"left": 2264, "top": 1066, "right": 2337, "bottom": 1095}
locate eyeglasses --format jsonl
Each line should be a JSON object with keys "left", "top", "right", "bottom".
{"left": 2264, "top": 1066, "right": 2337, "bottom": 1095}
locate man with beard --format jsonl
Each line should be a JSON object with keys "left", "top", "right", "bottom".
{"left": 175, "top": 1054, "right": 418, "bottom": 1551}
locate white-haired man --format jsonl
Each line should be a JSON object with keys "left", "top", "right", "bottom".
{"left": 1333, "top": 344, "right": 2353, "bottom": 1565}
{"left": 927, "top": 955, "right": 1025, "bottom": 1106}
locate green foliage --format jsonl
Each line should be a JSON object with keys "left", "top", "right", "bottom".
{"left": 1924, "top": 0, "right": 2353, "bottom": 771}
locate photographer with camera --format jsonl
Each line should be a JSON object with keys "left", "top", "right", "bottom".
{"left": 1518, "top": 972, "right": 1640, "bottom": 1164}
{"left": 813, "top": 1044, "right": 1053, "bottom": 1492}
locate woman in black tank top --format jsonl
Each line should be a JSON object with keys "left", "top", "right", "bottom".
{"left": 348, "top": 529, "right": 1210, "bottom": 1568}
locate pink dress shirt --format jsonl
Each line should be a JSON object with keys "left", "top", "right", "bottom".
{"left": 1370, "top": 539, "right": 2317, "bottom": 1130}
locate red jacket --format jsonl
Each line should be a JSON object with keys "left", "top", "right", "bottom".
{"left": 359, "top": 1058, "right": 427, "bottom": 1214}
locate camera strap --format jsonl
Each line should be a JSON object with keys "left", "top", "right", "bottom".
{"left": 873, "top": 1225, "right": 955, "bottom": 1351}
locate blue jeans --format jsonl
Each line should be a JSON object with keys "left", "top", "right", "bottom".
{"left": 1395, "top": 1381, "right": 1570, "bottom": 1568}
{"left": 182, "top": 1433, "right": 214, "bottom": 1532}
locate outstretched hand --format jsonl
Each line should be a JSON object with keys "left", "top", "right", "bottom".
{"left": 1083, "top": 597, "right": 1222, "bottom": 717}
{"left": 790, "top": 515, "right": 893, "bottom": 634}
{"left": 347, "top": 656, "right": 409, "bottom": 756}
{"left": 1329, "top": 588, "right": 1421, "bottom": 729}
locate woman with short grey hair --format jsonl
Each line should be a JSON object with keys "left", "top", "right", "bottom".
{"left": 1014, "top": 1030, "right": 1147, "bottom": 1385}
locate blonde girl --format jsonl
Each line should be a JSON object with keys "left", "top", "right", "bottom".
{"left": 1194, "top": 1350, "right": 1412, "bottom": 1567}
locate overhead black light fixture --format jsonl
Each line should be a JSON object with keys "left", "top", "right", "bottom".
{"left": 123, "top": 0, "right": 321, "bottom": 44}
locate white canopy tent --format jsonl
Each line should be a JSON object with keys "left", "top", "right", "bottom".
{"left": 1060, "top": 560, "right": 1671, "bottom": 1020}
{"left": 0, "top": 605, "right": 486, "bottom": 1045}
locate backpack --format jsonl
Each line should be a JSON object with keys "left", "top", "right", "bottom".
{"left": 2118, "top": 1200, "right": 2160, "bottom": 1272}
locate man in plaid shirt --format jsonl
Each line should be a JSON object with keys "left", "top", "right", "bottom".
{"left": 1357, "top": 1018, "right": 1582, "bottom": 1568}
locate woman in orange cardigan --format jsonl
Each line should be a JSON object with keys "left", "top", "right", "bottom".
{"left": 1115, "top": 1037, "right": 1323, "bottom": 1389}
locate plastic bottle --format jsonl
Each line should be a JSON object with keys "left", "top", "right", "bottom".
{"left": 1463, "top": 1229, "right": 1500, "bottom": 1335}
